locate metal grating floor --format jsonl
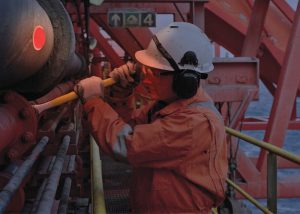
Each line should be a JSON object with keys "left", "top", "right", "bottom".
{"left": 102, "top": 154, "right": 132, "bottom": 214}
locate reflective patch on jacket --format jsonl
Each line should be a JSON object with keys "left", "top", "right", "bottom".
{"left": 188, "top": 101, "right": 223, "bottom": 122}
{"left": 112, "top": 124, "right": 133, "bottom": 161}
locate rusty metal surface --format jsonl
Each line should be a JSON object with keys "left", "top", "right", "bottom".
{"left": 205, "top": 57, "right": 259, "bottom": 102}
{"left": 0, "top": 92, "right": 37, "bottom": 162}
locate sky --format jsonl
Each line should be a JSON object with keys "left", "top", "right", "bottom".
{"left": 286, "top": 0, "right": 298, "bottom": 10}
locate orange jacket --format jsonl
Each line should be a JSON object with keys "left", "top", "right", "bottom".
{"left": 84, "top": 88, "right": 228, "bottom": 213}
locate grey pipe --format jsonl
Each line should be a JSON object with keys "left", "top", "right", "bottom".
{"left": 36, "top": 135, "right": 70, "bottom": 214}
{"left": 0, "top": 137, "right": 49, "bottom": 213}
{"left": 57, "top": 177, "right": 72, "bottom": 214}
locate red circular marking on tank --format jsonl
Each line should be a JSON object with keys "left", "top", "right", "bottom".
{"left": 32, "top": 26, "right": 46, "bottom": 51}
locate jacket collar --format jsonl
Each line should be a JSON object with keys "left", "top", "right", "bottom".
{"left": 157, "top": 87, "right": 212, "bottom": 116}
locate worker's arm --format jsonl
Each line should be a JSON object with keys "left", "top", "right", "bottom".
{"left": 103, "top": 61, "right": 143, "bottom": 122}
{"left": 74, "top": 61, "right": 142, "bottom": 122}
{"left": 83, "top": 98, "right": 211, "bottom": 168}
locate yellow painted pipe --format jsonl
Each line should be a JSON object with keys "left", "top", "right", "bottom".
{"left": 225, "top": 127, "right": 300, "bottom": 165}
{"left": 211, "top": 207, "right": 218, "bottom": 214}
{"left": 226, "top": 179, "right": 272, "bottom": 214}
{"left": 90, "top": 136, "right": 106, "bottom": 214}
{"left": 33, "top": 78, "right": 116, "bottom": 113}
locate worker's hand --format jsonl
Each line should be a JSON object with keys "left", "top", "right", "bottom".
{"left": 109, "top": 61, "right": 138, "bottom": 88}
{"left": 74, "top": 76, "right": 104, "bottom": 103}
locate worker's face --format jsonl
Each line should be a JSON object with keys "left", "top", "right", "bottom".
{"left": 137, "top": 65, "right": 177, "bottom": 101}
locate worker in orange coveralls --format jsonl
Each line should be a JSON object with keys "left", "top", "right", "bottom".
{"left": 75, "top": 22, "right": 228, "bottom": 213}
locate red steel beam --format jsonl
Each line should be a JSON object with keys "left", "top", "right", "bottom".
{"left": 126, "top": 28, "right": 153, "bottom": 50}
{"left": 272, "top": 0, "right": 295, "bottom": 22}
{"left": 250, "top": 156, "right": 300, "bottom": 169}
{"left": 205, "top": 1, "right": 300, "bottom": 97}
{"left": 173, "top": 3, "right": 188, "bottom": 21}
{"left": 92, "top": 15, "right": 142, "bottom": 58}
{"left": 238, "top": 178, "right": 300, "bottom": 198}
{"left": 214, "top": 43, "right": 220, "bottom": 57}
{"left": 189, "top": 1, "right": 206, "bottom": 30}
{"left": 257, "top": 3, "right": 300, "bottom": 171}
{"left": 241, "top": 118, "right": 300, "bottom": 130}
{"left": 104, "top": 0, "right": 207, "bottom": 2}
{"left": 228, "top": 90, "right": 256, "bottom": 129}
{"left": 89, "top": 3, "right": 188, "bottom": 14}
{"left": 260, "top": 76, "right": 276, "bottom": 96}
{"left": 241, "top": 0, "right": 271, "bottom": 56}
{"left": 66, "top": 1, "right": 188, "bottom": 15}
{"left": 90, "top": 19, "right": 124, "bottom": 67}
{"left": 245, "top": 0, "right": 292, "bottom": 21}
{"left": 205, "top": 2, "right": 247, "bottom": 55}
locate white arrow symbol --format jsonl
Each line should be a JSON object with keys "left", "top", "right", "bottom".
{"left": 111, "top": 14, "right": 121, "bottom": 26}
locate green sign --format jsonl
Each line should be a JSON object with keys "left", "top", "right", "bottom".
{"left": 108, "top": 12, "right": 123, "bottom": 27}
{"left": 108, "top": 10, "right": 156, "bottom": 27}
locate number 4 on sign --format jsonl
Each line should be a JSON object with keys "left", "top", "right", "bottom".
{"left": 141, "top": 13, "right": 155, "bottom": 27}
{"left": 143, "top": 14, "right": 153, "bottom": 26}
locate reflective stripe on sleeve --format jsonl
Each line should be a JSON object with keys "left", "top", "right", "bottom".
{"left": 112, "top": 124, "right": 133, "bottom": 161}
{"left": 188, "top": 101, "right": 223, "bottom": 122}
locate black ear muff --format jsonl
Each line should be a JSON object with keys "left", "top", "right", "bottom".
{"left": 152, "top": 35, "right": 205, "bottom": 99}
{"left": 172, "top": 69, "right": 200, "bottom": 99}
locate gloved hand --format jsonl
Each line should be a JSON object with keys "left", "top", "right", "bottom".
{"left": 109, "top": 61, "right": 138, "bottom": 88}
{"left": 74, "top": 76, "right": 104, "bottom": 103}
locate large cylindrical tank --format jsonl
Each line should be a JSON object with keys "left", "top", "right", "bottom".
{"left": 0, "top": 0, "right": 54, "bottom": 88}
{"left": 0, "top": 0, "right": 84, "bottom": 98}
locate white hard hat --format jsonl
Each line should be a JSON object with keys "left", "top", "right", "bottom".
{"left": 135, "top": 22, "right": 214, "bottom": 73}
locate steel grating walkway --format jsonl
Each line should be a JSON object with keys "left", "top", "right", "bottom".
{"left": 102, "top": 154, "right": 132, "bottom": 214}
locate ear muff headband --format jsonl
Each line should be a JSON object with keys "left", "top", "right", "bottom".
{"left": 152, "top": 35, "right": 181, "bottom": 73}
{"left": 152, "top": 35, "right": 201, "bottom": 99}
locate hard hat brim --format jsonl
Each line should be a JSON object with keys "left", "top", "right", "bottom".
{"left": 135, "top": 49, "right": 174, "bottom": 71}
{"left": 135, "top": 49, "right": 214, "bottom": 73}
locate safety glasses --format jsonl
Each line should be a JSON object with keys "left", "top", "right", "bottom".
{"left": 142, "top": 66, "right": 174, "bottom": 78}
